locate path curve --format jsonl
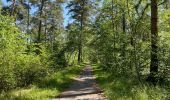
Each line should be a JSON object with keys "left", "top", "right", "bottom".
{"left": 55, "top": 64, "right": 106, "bottom": 100}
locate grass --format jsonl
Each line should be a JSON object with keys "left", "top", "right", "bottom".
{"left": 92, "top": 64, "right": 169, "bottom": 100}
{"left": 0, "top": 64, "right": 84, "bottom": 100}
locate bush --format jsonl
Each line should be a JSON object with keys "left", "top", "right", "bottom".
{"left": 0, "top": 15, "right": 51, "bottom": 92}
{"left": 14, "top": 54, "right": 49, "bottom": 87}
{"left": 0, "top": 15, "right": 19, "bottom": 91}
{"left": 0, "top": 67, "right": 16, "bottom": 91}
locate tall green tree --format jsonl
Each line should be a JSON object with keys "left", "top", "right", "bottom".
{"left": 67, "top": 0, "right": 92, "bottom": 64}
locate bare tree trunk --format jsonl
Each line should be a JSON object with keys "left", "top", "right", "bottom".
{"left": 44, "top": 15, "right": 47, "bottom": 44}
{"left": 78, "top": 0, "right": 85, "bottom": 64}
{"left": 121, "top": 12, "right": 126, "bottom": 73}
{"left": 78, "top": 24, "right": 82, "bottom": 64}
{"left": 10, "top": 0, "right": 16, "bottom": 16}
{"left": 111, "top": 0, "right": 116, "bottom": 67}
{"left": 37, "top": 0, "right": 45, "bottom": 42}
{"left": 78, "top": 21, "right": 83, "bottom": 64}
{"left": 149, "top": 0, "right": 158, "bottom": 85}
{"left": 27, "top": 3, "right": 30, "bottom": 42}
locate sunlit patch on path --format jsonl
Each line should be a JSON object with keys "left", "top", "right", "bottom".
{"left": 55, "top": 65, "right": 106, "bottom": 100}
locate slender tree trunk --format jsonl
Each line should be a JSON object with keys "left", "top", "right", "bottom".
{"left": 149, "top": 0, "right": 158, "bottom": 85}
{"left": 78, "top": 20, "right": 83, "bottom": 64}
{"left": 111, "top": 0, "right": 116, "bottom": 67}
{"left": 115, "top": 0, "right": 118, "bottom": 70}
{"left": 27, "top": 6, "right": 30, "bottom": 32}
{"left": 37, "top": 0, "right": 45, "bottom": 42}
{"left": 78, "top": 44, "right": 82, "bottom": 64}
{"left": 27, "top": 3, "right": 30, "bottom": 42}
{"left": 78, "top": 0, "right": 85, "bottom": 64}
{"left": 111, "top": 0, "right": 114, "bottom": 28}
{"left": 10, "top": 0, "right": 16, "bottom": 16}
{"left": 45, "top": 15, "right": 47, "bottom": 44}
{"left": 122, "top": 12, "right": 126, "bottom": 73}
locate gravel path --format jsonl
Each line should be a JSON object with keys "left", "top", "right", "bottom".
{"left": 55, "top": 64, "right": 106, "bottom": 100}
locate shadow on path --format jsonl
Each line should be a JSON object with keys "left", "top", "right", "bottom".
{"left": 55, "top": 64, "right": 106, "bottom": 100}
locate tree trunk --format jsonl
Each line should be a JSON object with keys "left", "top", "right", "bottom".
{"left": 149, "top": 0, "right": 158, "bottom": 85}
{"left": 78, "top": 0, "right": 85, "bottom": 64}
{"left": 44, "top": 15, "right": 47, "bottom": 44}
{"left": 122, "top": 12, "right": 126, "bottom": 73}
{"left": 78, "top": 43, "right": 82, "bottom": 64}
{"left": 27, "top": 3, "right": 30, "bottom": 42}
{"left": 37, "top": 0, "right": 45, "bottom": 42}
{"left": 78, "top": 19, "right": 83, "bottom": 64}
{"left": 111, "top": 0, "right": 116, "bottom": 66}
{"left": 10, "top": 0, "right": 16, "bottom": 16}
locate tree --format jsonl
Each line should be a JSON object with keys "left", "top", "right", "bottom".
{"left": 37, "top": 0, "right": 45, "bottom": 42}
{"left": 67, "top": 0, "right": 92, "bottom": 64}
{"left": 148, "top": 0, "right": 159, "bottom": 85}
{"left": 10, "top": 0, "right": 16, "bottom": 16}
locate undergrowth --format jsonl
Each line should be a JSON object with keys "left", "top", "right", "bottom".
{"left": 92, "top": 64, "right": 170, "bottom": 100}
{"left": 0, "top": 64, "right": 84, "bottom": 100}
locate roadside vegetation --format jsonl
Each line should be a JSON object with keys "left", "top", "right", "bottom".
{"left": 0, "top": 64, "right": 84, "bottom": 100}
{"left": 93, "top": 64, "right": 170, "bottom": 100}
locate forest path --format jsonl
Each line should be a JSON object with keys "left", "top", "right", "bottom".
{"left": 55, "top": 64, "right": 106, "bottom": 100}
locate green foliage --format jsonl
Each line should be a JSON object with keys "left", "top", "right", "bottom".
{"left": 14, "top": 54, "right": 50, "bottom": 87}
{"left": 93, "top": 64, "right": 169, "bottom": 100}
{"left": 0, "top": 15, "right": 51, "bottom": 91}
{"left": 0, "top": 0, "right": 170, "bottom": 99}
{"left": 88, "top": 0, "right": 170, "bottom": 97}
{"left": 0, "top": 15, "right": 21, "bottom": 91}
{"left": 89, "top": 0, "right": 170, "bottom": 85}
{"left": 0, "top": 65, "right": 83, "bottom": 100}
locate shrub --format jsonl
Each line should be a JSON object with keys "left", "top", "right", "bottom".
{"left": 0, "top": 15, "right": 51, "bottom": 92}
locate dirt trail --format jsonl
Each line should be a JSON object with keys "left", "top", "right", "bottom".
{"left": 55, "top": 64, "right": 106, "bottom": 100}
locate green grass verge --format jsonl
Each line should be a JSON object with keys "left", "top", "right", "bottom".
{"left": 0, "top": 65, "right": 84, "bottom": 100}
{"left": 92, "top": 64, "right": 169, "bottom": 100}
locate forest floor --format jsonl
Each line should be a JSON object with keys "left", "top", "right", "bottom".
{"left": 56, "top": 64, "right": 106, "bottom": 100}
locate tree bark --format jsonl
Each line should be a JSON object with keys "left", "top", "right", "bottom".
{"left": 122, "top": 13, "right": 126, "bottom": 56}
{"left": 78, "top": 15, "right": 83, "bottom": 64}
{"left": 149, "top": 0, "right": 158, "bottom": 85}
{"left": 37, "top": 0, "right": 45, "bottom": 42}
{"left": 44, "top": 13, "right": 47, "bottom": 44}
{"left": 78, "top": 0, "right": 85, "bottom": 64}
{"left": 111, "top": 0, "right": 116, "bottom": 66}
{"left": 10, "top": 0, "right": 16, "bottom": 16}
{"left": 27, "top": 2, "right": 30, "bottom": 43}
{"left": 121, "top": 12, "right": 126, "bottom": 73}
